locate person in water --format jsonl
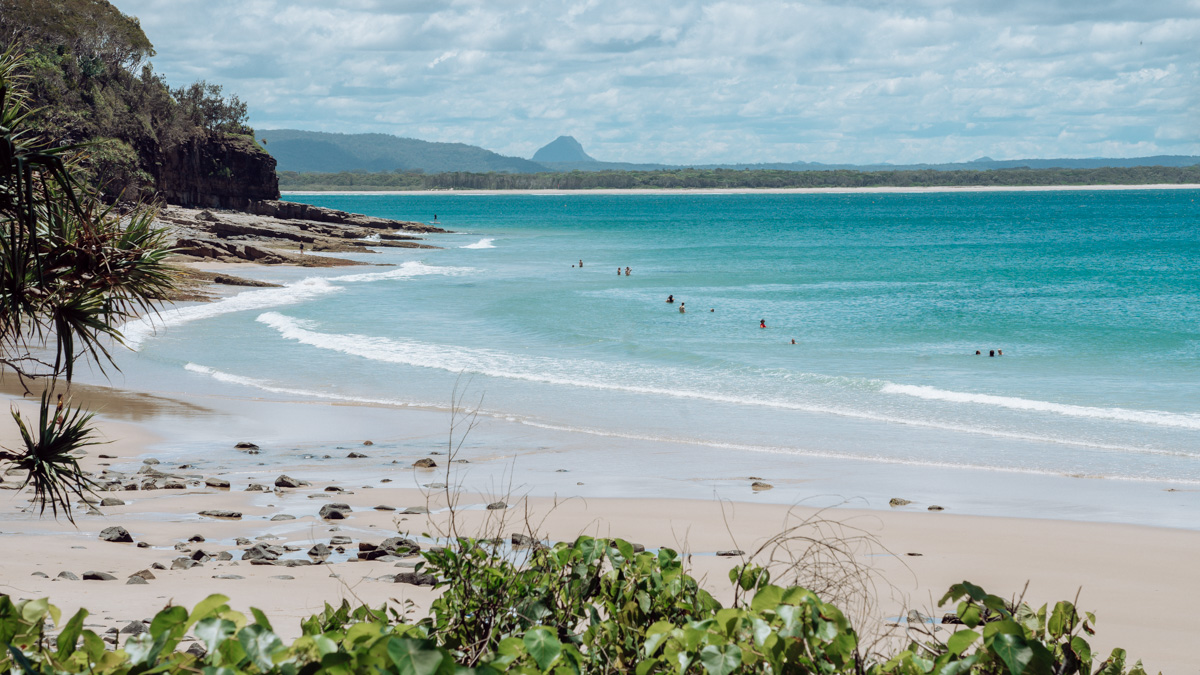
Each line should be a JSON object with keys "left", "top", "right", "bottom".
{"left": 791, "top": 339, "right": 795, "bottom": 344}
{"left": 975, "top": 350, "right": 981, "bottom": 355}
{"left": 679, "top": 302, "right": 686, "bottom": 313}
{"left": 997, "top": 349, "right": 1003, "bottom": 356}
{"left": 625, "top": 266, "right": 631, "bottom": 276}
{"left": 989, "top": 350, "right": 995, "bottom": 357}
{"left": 667, "top": 295, "right": 674, "bottom": 303}
{"left": 617, "top": 267, "right": 621, "bottom": 276}
{"left": 579, "top": 260, "right": 583, "bottom": 267}
{"left": 433, "top": 215, "right": 438, "bottom": 221}
{"left": 760, "top": 319, "right": 767, "bottom": 328}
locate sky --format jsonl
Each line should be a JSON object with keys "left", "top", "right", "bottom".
{"left": 120, "top": 0, "right": 1200, "bottom": 165}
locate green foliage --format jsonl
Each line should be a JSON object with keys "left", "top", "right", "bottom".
{"left": 1, "top": 1, "right": 255, "bottom": 200}
{"left": 0, "top": 539, "right": 1157, "bottom": 674}
{"left": 278, "top": 164, "right": 1200, "bottom": 191}
{"left": 0, "top": 48, "right": 177, "bottom": 518}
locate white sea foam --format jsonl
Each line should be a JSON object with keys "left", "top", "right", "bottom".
{"left": 183, "top": 363, "right": 419, "bottom": 407}
{"left": 461, "top": 238, "right": 496, "bottom": 249}
{"left": 122, "top": 278, "right": 341, "bottom": 349}
{"left": 881, "top": 383, "right": 1200, "bottom": 430}
{"left": 329, "top": 260, "right": 474, "bottom": 283}
{"left": 254, "top": 312, "right": 1193, "bottom": 454}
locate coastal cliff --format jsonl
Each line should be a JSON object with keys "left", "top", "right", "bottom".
{"left": 157, "top": 134, "right": 280, "bottom": 209}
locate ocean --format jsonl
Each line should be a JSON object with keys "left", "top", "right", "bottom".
{"left": 112, "top": 189, "right": 1200, "bottom": 526}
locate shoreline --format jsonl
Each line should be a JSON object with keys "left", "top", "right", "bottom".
{"left": 282, "top": 183, "right": 1200, "bottom": 196}
{"left": 1, "top": 390, "right": 1197, "bottom": 672}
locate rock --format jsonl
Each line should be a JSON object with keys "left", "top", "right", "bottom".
{"left": 275, "top": 474, "right": 308, "bottom": 488}
{"left": 373, "top": 505, "right": 395, "bottom": 511}
{"left": 126, "top": 575, "right": 148, "bottom": 585}
{"left": 330, "top": 535, "right": 352, "bottom": 545}
{"left": 198, "top": 510, "right": 242, "bottom": 519}
{"left": 212, "top": 574, "right": 244, "bottom": 580}
{"left": 98, "top": 454, "right": 116, "bottom": 459}
{"left": 889, "top": 498, "right": 913, "bottom": 507}
{"left": 347, "top": 452, "right": 367, "bottom": 458}
{"left": 245, "top": 483, "right": 267, "bottom": 492}
{"left": 715, "top": 550, "right": 745, "bottom": 557}
{"left": 394, "top": 572, "right": 436, "bottom": 586}
{"left": 217, "top": 551, "right": 233, "bottom": 561}
{"left": 928, "top": 505, "right": 945, "bottom": 511}
{"left": 150, "top": 562, "right": 167, "bottom": 570}
{"left": 185, "top": 643, "right": 207, "bottom": 658}
{"left": 942, "top": 613, "right": 964, "bottom": 625}
{"left": 99, "top": 526, "right": 133, "bottom": 543}
{"left": 190, "top": 550, "right": 212, "bottom": 562}
{"left": 235, "top": 442, "right": 259, "bottom": 449}
{"left": 120, "top": 621, "right": 147, "bottom": 634}
{"left": 319, "top": 503, "right": 351, "bottom": 520}
{"left": 162, "top": 481, "right": 186, "bottom": 489}
{"left": 136, "top": 541, "right": 150, "bottom": 548}
{"left": 132, "top": 569, "right": 156, "bottom": 580}
{"left": 324, "top": 486, "right": 343, "bottom": 492}
{"left": 242, "top": 544, "right": 283, "bottom": 561}
{"left": 269, "top": 575, "right": 295, "bottom": 580}
{"left": 750, "top": 481, "right": 773, "bottom": 491}
{"left": 100, "top": 497, "right": 125, "bottom": 507}
{"left": 174, "top": 542, "right": 191, "bottom": 552}
{"left": 377, "top": 536, "right": 420, "bottom": 556}
{"left": 400, "top": 506, "right": 430, "bottom": 515}
{"left": 308, "top": 543, "right": 331, "bottom": 559}
{"left": 188, "top": 534, "right": 206, "bottom": 542}
{"left": 172, "top": 558, "right": 200, "bottom": 570}
{"left": 235, "top": 537, "right": 252, "bottom": 546}
{"left": 56, "top": 571, "right": 79, "bottom": 580}
{"left": 143, "top": 458, "right": 160, "bottom": 465}
{"left": 204, "top": 477, "right": 231, "bottom": 489}
{"left": 380, "top": 478, "right": 392, "bottom": 483}
{"left": 906, "top": 552, "right": 924, "bottom": 557}
{"left": 83, "top": 571, "right": 117, "bottom": 580}
{"left": 486, "top": 501, "right": 508, "bottom": 510}
{"left": 31, "top": 571, "right": 48, "bottom": 578}
{"left": 511, "top": 533, "right": 539, "bottom": 547}
{"left": 362, "top": 440, "right": 374, "bottom": 446}
{"left": 270, "top": 514, "right": 296, "bottom": 522}
{"left": 412, "top": 458, "right": 437, "bottom": 468}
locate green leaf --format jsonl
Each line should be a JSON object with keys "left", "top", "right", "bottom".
{"left": 1070, "top": 636, "right": 1092, "bottom": 664}
{"left": 238, "top": 623, "right": 283, "bottom": 671}
{"left": 750, "top": 585, "right": 783, "bottom": 612}
{"left": 150, "top": 605, "right": 188, "bottom": 639}
{"left": 250, "top": 606, "right": 274, "bottom": 632}
{"left": 523, "top": 627, "right": 563, "bottom": 671}
{"left": 187, "top": 595, "right": 231, "bottom": 628}
{"left": 56, "top": 608, "right": 87, "bottom": 658}
{"left": 947, "top": 629, "right": 979, "bottom": 656}
{"left": 388, "top": 638, "right": 446, "bottom": 675}
{"left": 194, "top": 618, "right": 236, "bottom": 659}
{"left": 959, "top": 603, "right": 982, "bottom": 629}
{"left": 699, "top": 644, "right": 742, "bottom": 675}
{"left": 991, "top": 633, "right": 1053, "bottom": 675}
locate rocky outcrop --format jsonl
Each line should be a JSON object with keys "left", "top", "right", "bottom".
{"left": 245, "top": 200, "right": 443, "bottom": 233}
{"left": 157, "top": 134, "right": 280, "bottom": 210}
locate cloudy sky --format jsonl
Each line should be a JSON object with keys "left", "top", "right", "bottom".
{"left": 121, "top": 0, "right": 1199, "bottom": 165}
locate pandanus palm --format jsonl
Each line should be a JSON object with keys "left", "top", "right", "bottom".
{"left": 0, "top": 48, "right": 176, "bottom": 519}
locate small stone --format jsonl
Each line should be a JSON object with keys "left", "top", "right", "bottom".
{"left": 171, "top": 558, "right": 200, "bottom": 570}
{"left": 126, "top": 575, "right": 148, "bottom": 585}
{"left": 889, "top": 498, "right": 913, "bottom": 507}
{"left": 928, "top": 505, "right": 945, "bottom": 511}
{"left": 186, "top": 643, "right": 207, "bottom": 658}
{"left": 751, "top": 481, "right": 773, "bottom": 491}
{"left": 204, "top": 477, "right": 231, "bottom": 489}
{"left": 308, "top": 543, "right": 331, "bottom": 558}
{"left": 269, "top": 575, "right": 294, "bottom": 580}
{"left": 83, "top": 571, "right": 117, "bottom": 580}
{"left": 245, "top": 483, "right": 267, "bottom": 492}
{"left": 555, "top": 469, "right": 568, "bottom": 473}
{"left": 412, "top": 458, "right": 437, "bottom": 468}
{"left": 188, "top": 534, "right": 206, "bottom": 542}
{"left": 56, "top": 571, "right": 79, "bottom": 580}
{"left": 319, "top": 503, "right": 351, "bottom": 520}
{"left": 330, "top": 535, "right": 352, "bottom": 545}
{"left": 31, "top": 571, "right": 48, "bottom": 578}
{"left": 324, "top": 486, "right": 343, "bottom": 492}
{"left": 715, "top": 550, "right": 745, "bottom": 557}
{"left": 373, "top": 505, "right": 395, "bottom": 511}
{"left": 100, "top": 497, "right": 125, "bottom": 507}
{"left": 362, "top": 440, "right": 374, "bottom": 446}
{"left": 150, "top": 562, "right": 166, "bottom": 570}
{"left": 217, "top": 551, "right": 233, "bottom": 561}
{"left": 132, "top": 569, "right": 156, "bottom": 580}
{"left": 99, "top": 526, "right": 133, "bottom": 543}
{"left": 198, "top": 510, "right": 242, "bottom": 519}
{"left": 347, "top": 452, "right": 367, "bottom": 458}
{"left": 143, "top": 458, "right": 160, "bottom": 465}
{"left": 906, "top": 552, "right": 924, "bottom": 557}
{"left": 394, "top": 572, "right": 436, "bottom": 586}
{"left": 486, "top": 501, "right": 507, "bottom": 510}
{"left": 120, "top": 621, "right": 147, "bottom": 634}
{"left": 270, "top": 514, "right": 296, "bottom": 521}
{"left": 275, "top": 474, "right": 308, "bottom": 488}
{"left": 380, "top": 478, "right": 392, "bottom": 483}
{"left": 136, "top": 541, "right": 150, "bottom": 548}
{"left": 162, "top": 481, "right": 186, "bottom": 489}
{"left": 98, "top": 454, "right": 116, "bottom": 459}
{"left": 235, "top": 537, "right": 252, "bottom": 545}
{"left": 235, "top": 442, "right": 259, "bottom": 449}
{"left": 400, "top": 506, "right": 429, "bottom": 515}
{"left": 511, "top": 533, "right": 538, "bottom": 547}
{"left": 212, "top": 574, "right": 244, "bottom": 580}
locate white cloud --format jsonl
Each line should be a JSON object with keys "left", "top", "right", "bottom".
{"left": 118, "top": 0, "right": 1200, "bottom": 164}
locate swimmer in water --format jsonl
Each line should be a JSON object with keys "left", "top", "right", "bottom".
{"left": 997, "top": 349, "right": 1003, "bottom": 356}
{"left": 667, "top": 294, "right": 674, "bottom": 303}
{"left": 579, "top": 260, "right": 583, "bottom": 267}
{"left": 625, "top": 266, "right": 631, "bottom": 276}
{"left": 679, "top": 302, "right": 686, "bottom": 313}
{"left": 617, "top": 267, "right": 621, "bottom": 276}
{"left": 791, "top": 339, "right": 795, "bottom": 344}
{"left": 989, "top": 350, "right": 995, "bottom": 357}
{"left": 760, "top": 319, "right": 766, "bottom": 329}
{"left": 975, "top": 350, "right": 981, "bottom": 355}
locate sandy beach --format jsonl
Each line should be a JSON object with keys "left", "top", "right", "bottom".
{"left": 283, "top": 184, "right": 1200, "bottom": 197}
{"left": 1, "top": 384, "right": 1197, "bottom": 673}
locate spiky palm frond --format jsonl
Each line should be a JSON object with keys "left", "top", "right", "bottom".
{"left": 6, "top": 392, "right": 100, "bottom": 522}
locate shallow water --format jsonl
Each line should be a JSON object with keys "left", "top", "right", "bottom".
{"left": 103, "top": 190, "right": 1200, "bottom": 525}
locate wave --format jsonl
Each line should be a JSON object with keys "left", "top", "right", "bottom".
{"left": 254, "top": 312, "right": 1195, "bottom": 454}
{"left": 180, "top": 361, "right": 1200, "bottom": 486}
{"left": 328, "top": 260, "right": 474, "bottom": 283}
{"left": 122, "top": 278, "right": 341, "bottom": 349}
{"left": 881, "top": 383, "right": 1200, "bottom": 430}
{"left": 461, "top": 238, "right": 495, "bottom": 249}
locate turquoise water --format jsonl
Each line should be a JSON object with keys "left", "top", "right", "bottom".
{"left": 121, "top": 190, "right": 1200, "bottom": 488}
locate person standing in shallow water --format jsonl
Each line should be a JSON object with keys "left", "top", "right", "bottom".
{"left": 625, "top": 266, "right": 631, "bottom": 276}
{"left": 760, "top": 319, "right": 766, "bottom": 328}
{"left": 667, "top": 295, "right": 674, "bottom": 303}
{"left": 579, "top": 260, "right": 583, "bottom": 267}
{"left": 679, "top": 302, "right": 686, "bottom": 313}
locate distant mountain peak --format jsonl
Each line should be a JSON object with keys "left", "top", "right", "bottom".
{"left": 533, "top": 136, "right": 595, "bottom": 163}
{"left": 972, "top": 156, "right": 995, "bottom": 163}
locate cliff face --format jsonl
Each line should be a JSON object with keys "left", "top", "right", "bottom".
{"left": 156, "top": 134, "right": 280, "bottom": 209}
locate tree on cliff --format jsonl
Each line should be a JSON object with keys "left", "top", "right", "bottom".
{"left": 0, "top": 48, "right": 176, "bottom": 519}
{"left": 0, "top": 0, "right": 273, "bottom": 204}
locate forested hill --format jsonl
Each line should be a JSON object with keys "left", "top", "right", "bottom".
{"left": 0, "top": 0, "right": 278, "bottom": 207}
{"left": 259, "top": 130, "right": 545, "bottom": 174}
